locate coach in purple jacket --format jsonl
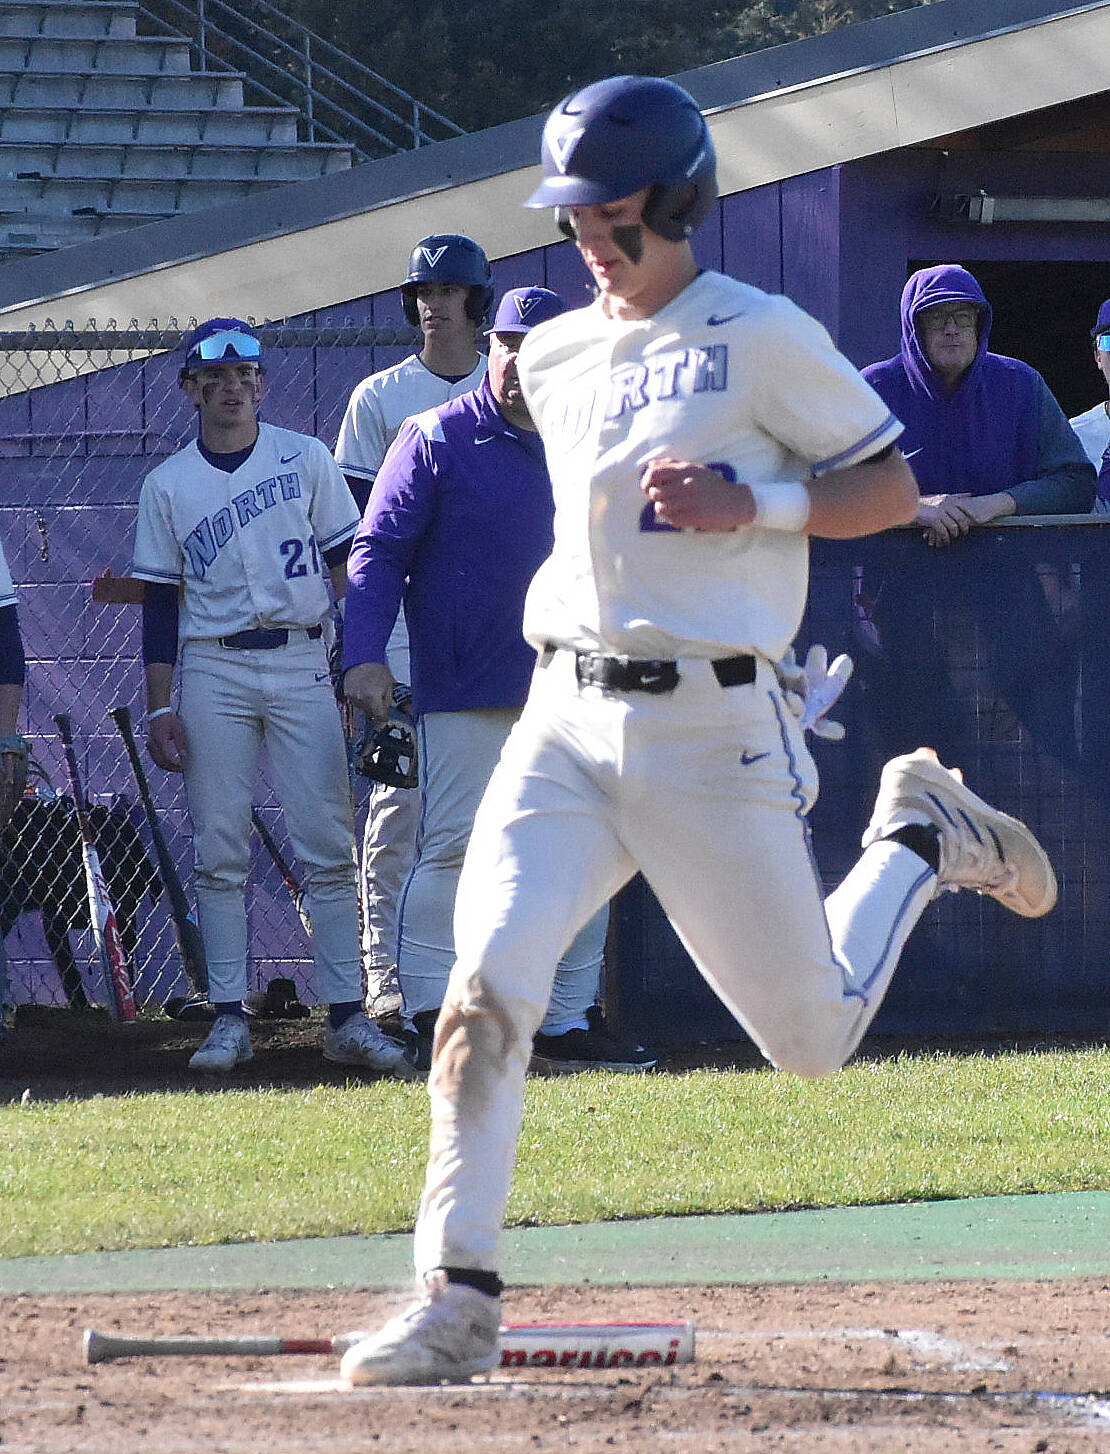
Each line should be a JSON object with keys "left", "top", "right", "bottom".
{"left": 343, "top": 286, "right": 652, "bottom": 1076}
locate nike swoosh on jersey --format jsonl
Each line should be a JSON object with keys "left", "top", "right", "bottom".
{"left": 474, "top": 434, "right": 498, "bottom": 445}
{"left": 707, "top": 311, "right": 744, "bottom": 327}
{"left": 902, "top": 447, "right": 923, "bottom": 460}
{"left": 740, "top": 750, "right": 770, "bottom": 765}
{"left": 314, "top": 672, "right": 330, "bottom": 683}
{"left": 280, "top": 452, "right": 302, "bottom": 463}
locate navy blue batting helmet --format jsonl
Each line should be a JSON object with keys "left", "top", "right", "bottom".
{"left": 401, "top": 234, "right": 494, "bottom": 327}
{"left": 525, "top": 75, "right": 717, "bottom": 243}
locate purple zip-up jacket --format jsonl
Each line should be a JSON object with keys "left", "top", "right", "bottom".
{"left": 343, "top": 375, "right": 554, "bottom": 714}
{"left": 863, "top": 264, "right": 1093, "bottom": 512}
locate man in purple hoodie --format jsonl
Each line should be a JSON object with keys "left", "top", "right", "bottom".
{"left": 863, "top": 264, "right": 1093, "bottom": 544}
{"left": 861, "top": 265, "right": 1093, "bottom": 764}
{"left": 342, "top": 286, "right": 654, "bottom": 1076}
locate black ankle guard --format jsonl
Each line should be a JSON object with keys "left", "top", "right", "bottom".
{"left": 442, "top": 1267, "right": 504, "bottom": 1297}
{"left": 885, "top": 823, "right": 941, "bottom": 874}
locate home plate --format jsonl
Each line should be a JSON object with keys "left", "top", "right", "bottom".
{"left": 228, "top": 1378, "right": 350, "bottom": 1395}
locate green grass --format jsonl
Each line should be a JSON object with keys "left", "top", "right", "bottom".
{"left": 2, "top": 1048, "right": 1108, "bottom": 1259}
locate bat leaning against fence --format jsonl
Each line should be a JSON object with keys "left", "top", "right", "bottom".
{"left": 52, "top": 713, "right": 136, "bottom": 1021}
{"left": 109, "top": 704, "right": 208, "bottom": 998}
{"left": 250, "top": 806, "right": 313, "bottom": 938}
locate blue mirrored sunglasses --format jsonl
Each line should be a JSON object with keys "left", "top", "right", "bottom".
{"left": 1097, "top": 333, "right": 1110, "bottom": 351}
{"left": 187, "top": 329, "right": 261, "bottom": 364}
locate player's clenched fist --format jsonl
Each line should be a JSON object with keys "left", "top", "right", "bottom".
{"left": 640, "top": 458, "right": 756, "bottom": 532}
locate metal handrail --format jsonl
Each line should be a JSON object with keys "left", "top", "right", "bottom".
{"left": 133, "top": 0, "right": 465, "bottom": 159}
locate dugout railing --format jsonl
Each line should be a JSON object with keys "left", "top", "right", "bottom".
{"left": 608, "top": 516, "right": 1110, "bottom": 1044}
{"left": 0, "top": 319, "right": 418, "bottom": 1020}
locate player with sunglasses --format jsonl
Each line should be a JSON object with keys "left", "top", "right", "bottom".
{"left": 131, "top": 318, "right": 408, "bottom": 1075}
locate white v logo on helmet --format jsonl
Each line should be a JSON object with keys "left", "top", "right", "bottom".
{"left": 552, "top": 129, "right": 584, "bottom": 172}
{"left": 516, "top": 295, "right": 541, "bottom": 319}
{"left": 421, "top": 245, "right": 449, "bottom": 268}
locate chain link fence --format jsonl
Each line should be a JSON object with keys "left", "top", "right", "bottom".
{"left": 0, "top": 319, "right": 419, "bottom": 1018}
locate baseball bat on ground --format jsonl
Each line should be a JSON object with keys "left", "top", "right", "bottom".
{"left": 53, "top": 713, "right": 136, "bottom": 1022}
{"left": 250, "top": 806, "right": 313, "bottom": 937}
{"left": 84, "top": 1321, "right": 695, "bottom": 1368}
{"left": 109, "top": 705, "right": 208, "bottom": 997}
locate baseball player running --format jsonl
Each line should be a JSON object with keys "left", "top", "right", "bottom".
{"left": 133, "top": 318, "right": 405, "bottom": 1075}
{"left": 335, "top": 235, "right": 492, "bottom": 1018}
{"left": 340, "top": 77, "right": 1057, "bottom": 1386}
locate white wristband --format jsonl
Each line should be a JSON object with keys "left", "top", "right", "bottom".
{"left": 146, "top": 706, "right": 175, "bottom": 724}
{"left": 748, "top": 480, "right": 811, "bottom": 533}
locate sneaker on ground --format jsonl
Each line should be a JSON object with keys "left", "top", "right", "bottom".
{"left": 324, "top": 1013, "right": 407, "bottom": 1073}
{"left": 188, "top": 1013, "right": 253, "bottom": 1072}
{"left": 340, "top": 1270, "right": 500, "bottom": 1386}
{"left": 364, "top": 962, "right": 403, "bottom": 1019}
{"left": 862, "top": 746, "right": 1057, "bottom": 918}
{"left": 531, "top": 1005, "right": 657, "bottom": 1074}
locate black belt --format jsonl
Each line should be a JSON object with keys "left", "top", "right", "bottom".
{"left": 565, "top": 650, "right": 756, "bottom": 695}
{"left": 218, "top": 624, "right": 323, "bottom": 650}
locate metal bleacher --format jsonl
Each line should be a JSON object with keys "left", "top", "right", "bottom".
{"left": 0, "top": 0, "right": 462, "bottom": 260}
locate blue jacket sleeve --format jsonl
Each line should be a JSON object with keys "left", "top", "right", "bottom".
{"left": 343, "top": 420, "right": 438, "bottom": 669}
{"left": 1009, "top": 379, "right": 1096, "bottom": 515}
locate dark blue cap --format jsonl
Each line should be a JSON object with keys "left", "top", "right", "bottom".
{"left": 485, "top": 287, "right": 565, "bottom": 335}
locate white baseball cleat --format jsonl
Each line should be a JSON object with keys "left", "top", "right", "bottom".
{"left": 323, "top": 1013, "right": 406, "bottom": 1074}
{"left": 188, "top": 1013, "right": 253, "bottom": 1072}
{"left": 863, "top": 747, "right": 1057, "bottom": 918}
{"left": 340, "top": 1271, "right": 501, "bottom": 1386}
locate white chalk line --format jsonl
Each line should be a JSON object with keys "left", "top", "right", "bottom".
{"left": 699, "top": 1324, "right": 1012, "bottom": 1371}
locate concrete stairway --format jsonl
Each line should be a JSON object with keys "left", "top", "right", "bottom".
{"left": 0, "top": 0, "right": 356, "bottom": 259}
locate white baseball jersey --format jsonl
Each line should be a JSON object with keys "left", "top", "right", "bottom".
{"left": 335, "top": 353, "right": 487, "bottom": 487}
{"left": 132, "top": 422, "right": 359, "bottom": 641}
{"left": 517, "top": 270, "right": 902, "bottom": 661}
{"left": 0, "top": 540, "right": 15, "bottom": 609}
{"left": 1070, "top": 401, "right": 1110, "bottom": 467}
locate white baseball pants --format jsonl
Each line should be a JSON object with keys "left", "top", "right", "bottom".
{"left": 360, "top": 609, "right": 419, "bottom": 971}
{"left": 180, "top": 636, "right": 362, "bottom": 1006}
{"left": 397, "top": 707, "right": 608, "bottom": 1031}
{"left": 412, "top": 650, "right": 937, "bottom": 1276}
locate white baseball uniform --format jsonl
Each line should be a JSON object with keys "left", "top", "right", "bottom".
{"left": 410, "top": 270, "right": 939, "bottom": 1278}
{"left": 132, "top": 422, "right": 364, "bottom": 1006}
{"left": 1069, "top": 401, "right": 1110, "bottom": 514}
{"left": 335, "top": 352, "right": 487, "bottom": 973}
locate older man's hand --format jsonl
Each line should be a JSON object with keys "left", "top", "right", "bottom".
{"left": 342, "top": 662, "right": 396, "bottom": 724}
{"left": 918, "top": 490, "right": 1016, "bottom": 547}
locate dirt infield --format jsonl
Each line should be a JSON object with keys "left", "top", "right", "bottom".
{"left": 4, "top": 1278, "right": 1110, "bottom": 1451}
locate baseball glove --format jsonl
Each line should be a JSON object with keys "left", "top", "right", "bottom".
{"left": 350, "top": 709, "right": 418, "bottom": 789}
{"left": 0, "top": 733, "right": 30, "bottom": 831}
